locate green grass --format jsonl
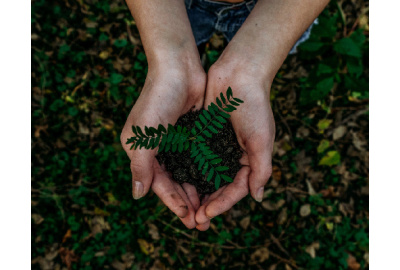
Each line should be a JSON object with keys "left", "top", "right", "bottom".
{"left": 32, "top": 0, "right": 369, "bottom": 269}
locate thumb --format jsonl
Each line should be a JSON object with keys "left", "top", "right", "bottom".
{"left": 129, "top": 148, "right": 155, "bottom": 199}
{"left": 121, "top": 127, "right": 155, "bottom": 200}
{"left": 248, "top": 145, "right": 273, "bottom": 202}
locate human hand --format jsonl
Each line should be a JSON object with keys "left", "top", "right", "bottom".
{"left": 195, "top": 58, "right": 275, "bottom": 231}
{"left": 120, "top": 62, "right": 206, "bottom": 229}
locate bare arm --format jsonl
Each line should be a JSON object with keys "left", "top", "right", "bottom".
{"left": 122, "top": 0, "right": 205, "bottom": 229}
{"left": 125, "top": 0, "right": 200, "bottom": 68}
{"left": 195, "top": 0, "right": 330, "bottom": 230}
{"left": 217, "top": 0, "right": 330, "bottom": 82}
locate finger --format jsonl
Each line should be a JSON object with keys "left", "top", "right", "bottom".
{"left": 195, "top": 185, "right": 228, "bottom": 225}
{"left": 182, "top": 183, "right": 200, "bottom": 211}
{"left": 130, "top": 149, "right": 155, "bottom": 199}
{"left": 247, "top": 145, "right": 273, "bottom": 202}
{"left": 196, "top": 221, "right": 210, "bottom": 231}
{"left": 152, "top": 162, "right": 189, "bottom": 219}
{"left": 204, "top": 166, "right": 250, "bottom": 220}
{"left": 201, "top": 194, "right": 210, "bottom": 205}
{"left": 239, "top": 153, "right": 249, "bottom": 166}
{"left": 173, "top": 182, "right": 197, "bottom": 229}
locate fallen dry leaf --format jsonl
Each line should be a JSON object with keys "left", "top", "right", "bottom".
{"left": 250, "top": 247, "right": 270, "bottom": 263}
{"left": 262, "top": 199, "right": 285, "bottom": 211}
{"left": 305, "top": 242, "right": 320, "bottom": 258}
{"left": 32, "top": 256, "right": 54, "bottom": 270}
{"left": 269, "top": 264, "right": 278, "bottom": 270}
{"left": 62, "top": 229, "right": 71, "bottom": 243}
{"left": 32, "top": 213, "right": 44, "bottom": 225}
{"left": 333, "top": 125, "right": 347, "bottom": 140}
{"left": 121, "top": 252, "right": 135, "bottom": 269}
{"left": 89, "top": 216, "right": 111, "bottom": 236}
{"left": 58, "top": 247, "right": 78, "bottom": 270}
{"left": 277, "top": 207, "right": 288, "bottom": 225}
{"left": 296, "top": 126, "right": 310, "bottom": 138}
{"left": 300, "top": 204, "right": 311, "bottom": 217}
{"left": 364, "top": 251, "right": 369, "bottom": 266}
{"left": 347, "top": 253, "right": 361, "bottom": 270}
{"left": 34, "top": 125, "right": 48, "bottom": 138}
{"left": 148, "top": 223, "right": 160, "bottom": 240}
{"left": 272, "top": 165, "right": 282, "bottom": 182}
{"left": 239, "top": 216, "right": 251, "bottom": 230}
{"left": 137, "top": 239, "right": 154, "bottom": 255}
{"left": 306, "top": 180, "right": 317, "bottom": 195}
{"left": 45, "top": 244, "right": 59, "bottom": 261}
{"left": 111, "top": 260, "right": 126, "bottom": 270}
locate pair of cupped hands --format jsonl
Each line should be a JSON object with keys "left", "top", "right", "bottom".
{"left": 120, "top": 55, "right": 275, "bottom": 231}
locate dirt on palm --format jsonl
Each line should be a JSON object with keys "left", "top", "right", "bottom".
{"left": 156, "top": 110, "right": 243, "bottom": 194}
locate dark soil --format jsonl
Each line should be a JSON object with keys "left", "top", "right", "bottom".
{"left": 156, "top": 110, "right": 243, "bottom": 194}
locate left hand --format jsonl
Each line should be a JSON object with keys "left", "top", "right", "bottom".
{"left": 194, "top": 55, "right": 276, "bottom": 231}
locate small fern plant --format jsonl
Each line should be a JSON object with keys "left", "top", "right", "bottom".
{"left": 126, "top": 87, "right": 243, "bottom": 190}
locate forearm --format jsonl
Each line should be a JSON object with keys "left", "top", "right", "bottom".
{"left": 125, "top": 0, "right": 200, "bottom": 69}
{"left": 218, "top": 0, "right": 329, "bottom": 84}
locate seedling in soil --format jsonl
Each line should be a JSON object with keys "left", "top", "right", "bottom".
{"left": 126, "top": 87, "right": 243, "bottom": 190}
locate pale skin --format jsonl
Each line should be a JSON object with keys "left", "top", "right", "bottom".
{"left": 121, "top": 0, "right": 330, "bottom": 230}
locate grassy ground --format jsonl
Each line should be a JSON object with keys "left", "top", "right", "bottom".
{"left": 31, "top": 0, "right": 369, "bottom": 269}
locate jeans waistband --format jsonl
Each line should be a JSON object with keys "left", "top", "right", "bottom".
{"left": 186, "top": 0, "right": 256, "bottom": 13}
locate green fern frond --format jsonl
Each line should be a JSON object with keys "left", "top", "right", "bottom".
{"left": 125, "top": 87, "right": 242, "bottom": 190}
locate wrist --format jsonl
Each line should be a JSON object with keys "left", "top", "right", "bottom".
{"left": 144, "top": 53, "right": 206, "bottom": 102}
{"left": 215, "top": 45, "right": 276, "bottom": 88}
{"left": 210, "top": 50, "right": 274, "bottom": 94}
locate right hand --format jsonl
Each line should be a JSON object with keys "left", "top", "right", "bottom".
{"left": 120, "top": 62, "right": 206, "bottom": 229}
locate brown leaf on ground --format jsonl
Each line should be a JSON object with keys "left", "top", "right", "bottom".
{"left": 285, "top": 264, "right": 293, "bottom": 270}
{"left": 296, "top": 126, "right": 310, "bottom": 138}
{"left": 32, "top": 213, "right": 44, "bottom": 225}
{"left": 148, "top": 223, "right": 160, "bottom": 240}
{"left": 239, "top": 216, "right": 251, "bottom": 230}
{"left": 150, "top": 259, "right": 166, "bottom": 270}
{"left": 277, "top": 207, "right": 288, "bottom": 225}
{"left": 269, "top": 264, "right": 278, "bottom": 270}
{"left": 32, "top": 256, "right": 54, "bottom": 270}
{"left": 121, "top": 252, "right": 135, "bottom": 269}
{"left": 34, "top": 125, "right": 48, "bottom": 138}
{"left": 305, "top": 242, "right": 320, "bottom": 258}
{"left": 111, "top": 260, "right": 126, "bottom": 270}
{"left": 58, "top": 247, "right": 78, "bottom": 270}
{"left": 306, "top": 180, "right": 317, "bottom": 195}
{"left": 300, "top": 204, "right": 311, "bottom": 217}
{"left": 262, "top": 199, "right": 285, "bottom": 211}
{"left": 272, "top": 165, "right": 282, "bottom": 182}
{"left": 45, "top": 244, "right": 59, "bottom": 261}
{"left": 62, "top": 229, "right": 71, "bottom": 243}
{"left": 364, "top": 251, "right": 369, "bottom": 266}
{"left": 333, "top": 125, "right": 347, "bottom": 140}
{"left": 319, "top": 186, "right": 338, "bottom": 198}
{"left": 137, "top": 239, "right": 154, "bottom": 255}
{"left": 89, "top": 216, "right": 111, "bottom": 236}
{"left": 250, "top": 247, "right": 270, "bottom": 264}
{"left": 347, "top": 253, "right": 360, "bottom": 270}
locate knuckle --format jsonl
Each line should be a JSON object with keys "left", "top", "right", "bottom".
{"left": 130, "top": 160, "right": 147, "bottom": 178}
{"left": 183, "top": 219, "right": 197, "bottom": 230}
{"left": 262, "top": 164, "right": 273, "bottom": 180}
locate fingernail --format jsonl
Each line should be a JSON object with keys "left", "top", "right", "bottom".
{"left": 206, "top": 214, "right": 213, "bottom": 220}
{"left": 133, "top": 181, "right": 144, "bottom": 200}
{"left": 255, "top": 187, "right": 264, "bottom": 202}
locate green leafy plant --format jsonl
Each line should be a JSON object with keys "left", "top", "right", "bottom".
{"left": 126, "top": 87, "right": 243, "bottom": 190}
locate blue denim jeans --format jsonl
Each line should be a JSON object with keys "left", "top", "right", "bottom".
{"left": 185, "top": 0, "right": 317, "bottom": 54}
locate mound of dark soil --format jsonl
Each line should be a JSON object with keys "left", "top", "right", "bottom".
{"left": 156, "top": 110, "right": 242, "bottom": 194}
